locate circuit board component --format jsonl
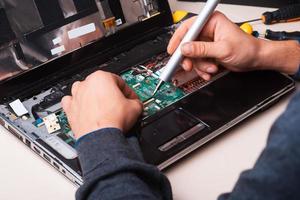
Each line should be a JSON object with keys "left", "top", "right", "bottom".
{"left": 56, "top": 111, "right": 76, "bottom": 147}
{"left": 35, "top": 111, "right": 76, "bottom": 147}
{"left": 43, "top": 113, "right": 61, "bottom": 134}
{"left": 121, "top": 69, "right": 185, "bottom": 117}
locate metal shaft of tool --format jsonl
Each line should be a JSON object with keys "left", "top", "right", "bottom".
{"left": 235, "top": 18, "right": 261, "bottom": 26}
{"left": 152, "top": 79, "right": 163, "bottom": 96}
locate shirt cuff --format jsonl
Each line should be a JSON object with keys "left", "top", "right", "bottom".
{"left": 75, "top": 128, "right": 144, "bottom": 179}
{"left": 74, "top": 127, "right": 121, "bottom": 148}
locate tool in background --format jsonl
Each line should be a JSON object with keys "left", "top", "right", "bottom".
{"left": 238, "top": 22, "right": 260, "bottom": 37}
{"left": 265, "top": 30, "right": 300, "bottom": 43}
{"left": 236, "top": 4, "right": 300, "bottom": 25}
{"left": 239, "top": 22, "right": 300, "bottom": 43}
{"left": 239, "top": 22, "right": 253, "bottom": 34}
{"left": 152, "top": 0, "right": 220, "bottom": 96}
{"left": 172, "top": 10, "right": 197, "bottom": 23}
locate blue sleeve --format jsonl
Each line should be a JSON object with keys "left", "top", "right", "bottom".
{"left": 219, "top": 91, "right": 300, "bottom": 200}
{"left": 75, "top": 128, "right": 172, "bottom": 200}
{"left": 292, "top": 65, "right": 300, "bottom": 80}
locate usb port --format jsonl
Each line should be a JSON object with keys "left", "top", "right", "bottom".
{"left": 33, "top": 146, "right": 41, "bottom": 154}
{"left": 25, "top": 138, "right": 31, "bottom": 147}
{"left": 43, "top": 154, "right": 51, "bottom": 163}
{"left": 74, "top": 180, "right": 81, "bottom": 186}
{"left": 53, "top": 162, "right": 60, "bottom": 169}
{"left": 8, "top": 126, "right": 23, "bottom": 141}
{"left": 0, "top": 118, "right": 5, "bottom": 126}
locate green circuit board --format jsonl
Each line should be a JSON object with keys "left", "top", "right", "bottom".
{"left": 121, "top": 70, "right": 185, "bottom": 116}
{"left": 56, "top": 111, "right": 76, "bottom": 147}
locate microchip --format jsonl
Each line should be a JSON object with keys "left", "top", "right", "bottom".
{"left": 43, "top": 113, "right": 61, "bottom": 134}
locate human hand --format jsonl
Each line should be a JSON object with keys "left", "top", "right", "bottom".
{"left": 168, "top": 11, "right": 300, "bottom": 79}
{"left": 61, "top": 71, "right": 143, "bottom": 139}
{"left": 168, "top": 11, "right": 262, "bottom": 80}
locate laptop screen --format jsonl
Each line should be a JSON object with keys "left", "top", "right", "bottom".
{"left": 0, "top": 0, "right": 170, "bottom": 82}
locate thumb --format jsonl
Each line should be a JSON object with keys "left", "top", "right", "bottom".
{"left": 61, "top": 96, "right": 72, "bottom": 114}
{"left": 181, "top": 41, "right": 225, "bottom": 59}
{"left": 129, "top": 99, "right": 143, "bottom": 116}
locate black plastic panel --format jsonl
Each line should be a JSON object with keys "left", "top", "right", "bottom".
{"left": 142, "top": 108, "right": 201, "bottom": 148}
{"left": 73, "top": 0, "right": 97, "bottom": 12}
{"left": 0, "top": 9, "right": 16, "bottom": 45}
{"left": 140, "top": 71, "right": 294, "bottom": 166}
{"left": 34, "top": 0, "right": 65, "bottom": 26}
{"left": 108, "top": 0, "right": 126, "bottom": 25}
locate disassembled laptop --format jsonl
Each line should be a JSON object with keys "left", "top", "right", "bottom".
{"left": 0, "top": 0, "right": 295, "bottom": 185}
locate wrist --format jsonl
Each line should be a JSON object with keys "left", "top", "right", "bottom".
{"left": 256, "top": 39, "right": 300, "bottom": 74}
{"left": 74, "top": 121, "right": 123, "bottom": 139}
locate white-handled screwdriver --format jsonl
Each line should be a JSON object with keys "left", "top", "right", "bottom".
{"left": 152, "top": 0, "right": 221, "bottom": 96}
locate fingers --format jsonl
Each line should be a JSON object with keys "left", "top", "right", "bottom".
{"left": 71, "top": 81, "right": 81, "bottom": 96}
{"left": 194, "top": 68, "right": 211, "bottom": 81}
{"left": 193, "top": 59, "right": 218, "bottom": 74}
{"left": 182, "top": 58, "right": 193, "bottom": 71}
{"left": 129, "top": 99, "right": 143, "bottom": 114}
{"left": 168, "top": 11, "right": 230, "bottom": 57}
{"left": 182, "top": 58, "right": 218, "bottom": 80}
{"left": 167, "top": 17, "right": 196, "bottom": 54}
{"left": 85, "top": 71, "right": 138, "bottom": 100}
{"left": 194, "top": 59, "right": 218, "bottom": 80}
{"left": 113, "top": 74, "right": 139, "bottom": 100}
{"left": 61, "top": 96, "right": 72, "bottom": 114}
{"left": 167, "top": 11, "right": 222, "bottom": 55}
{"left": 182, "top": 57, "right": 218, "bottom": 74}
{"left": 181, "top": 41, "right": 224, "bottom": 59}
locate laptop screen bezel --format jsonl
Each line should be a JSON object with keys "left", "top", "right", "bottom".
{"left": 0, "top": 0, "right": 173, "bottom": 102}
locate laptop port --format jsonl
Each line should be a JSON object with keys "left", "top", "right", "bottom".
{"left": 8, "top": 126, "right": 23, "bottom": 141}
{"left": 25, "top": 138, "right": 31, "bottom": 147}
{"left": 74, "top": 180, "right": 81, "bottom": 186}
{"left": 0, "top": 118, "right": 4, "bottom": 126}
{"left": 53, "top": 162, "right": 60, "bottom": 170}
{"left": 33, "top": 146, "right": 41, "bottom": 154}
{"left": 62, "top": 169, "right": 66, "bottom": 174}
{"left": 43, "top": 154, "right": 51, "bottom": 163}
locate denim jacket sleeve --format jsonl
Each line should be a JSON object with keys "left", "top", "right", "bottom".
{"left": 292, "top": 65, "right": 300, "bottom": 80}
{"left": 75, "top": 128, "right": 172, "bottom": 200}
{"left": 219, "top": 91, "right": 300, "bottom": 200}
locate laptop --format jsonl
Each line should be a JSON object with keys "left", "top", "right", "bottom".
{"left": 0, "top": 0, "right": 295, "bottom": 186}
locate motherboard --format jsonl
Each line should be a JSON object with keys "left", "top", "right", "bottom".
{"left": 121, "top": 52, "right": 226, "bottom": 117}
{"left": 122, "top": 69, "right": 185, "bottom": 116}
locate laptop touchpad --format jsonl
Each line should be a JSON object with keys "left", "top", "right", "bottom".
{"left": 141, "top": 108, "right": 207, "bottom": 152}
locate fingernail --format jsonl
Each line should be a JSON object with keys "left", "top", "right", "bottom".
{"left": 182, "top": 44, "right": 192, "bottom": 55}
{"left": 206, "top": 67, "right": 216, "bottom": 73}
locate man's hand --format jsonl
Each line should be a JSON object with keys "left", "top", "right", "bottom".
{"left": 168, "top": 11, "right": 300, "bottom": 80}
{"left": 61, "top": 71, "right": 143, "bottom": 139}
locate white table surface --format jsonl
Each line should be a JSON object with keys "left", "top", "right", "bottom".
{"left": 0, "top": 1, "right": 299, "bottom": 200}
